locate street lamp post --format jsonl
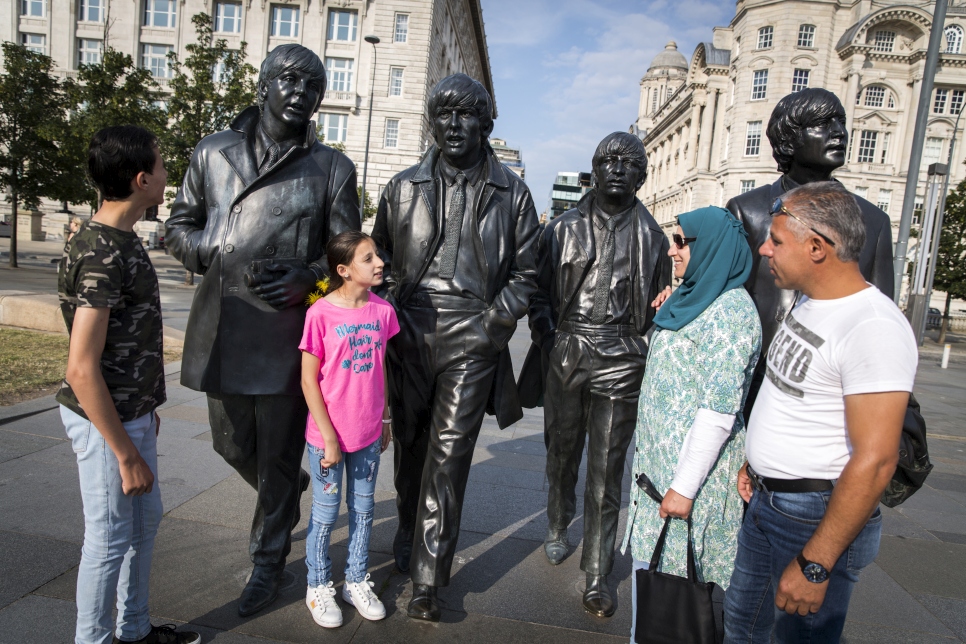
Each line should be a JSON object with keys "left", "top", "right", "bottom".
{"left": 361, "top": 35, "right": 380, "bottom": 220}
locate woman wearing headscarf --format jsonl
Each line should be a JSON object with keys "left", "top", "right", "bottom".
{"left": 621, "top": 206, "right": 761, "bottom": 639}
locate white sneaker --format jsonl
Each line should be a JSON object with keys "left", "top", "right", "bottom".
{"left": 342, "top": 573, "right": 386, "bottom": 621}
{"left": 306, "top": 582, "right": 342, "bottom": 628}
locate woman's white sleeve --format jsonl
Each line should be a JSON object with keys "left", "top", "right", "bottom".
{"left": 669, "top": 408, "right": 735, "bottom": 500}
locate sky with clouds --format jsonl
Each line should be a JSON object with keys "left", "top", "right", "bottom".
{"left": 479, "top": 0, "right": 734, "bottom": 212}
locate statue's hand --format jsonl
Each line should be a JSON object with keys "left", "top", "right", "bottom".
{"left": 250, "top": 263, "right": 316, "bottom": 309}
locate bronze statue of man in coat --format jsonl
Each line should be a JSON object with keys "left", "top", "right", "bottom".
{"left": 518, "top": 131, "right": 671, "bottom": 617}
{"left": 371, "top": 73, "right": 539, "bottom": 622}
{"left": 726, "top": 88, "right": 894, "bottom": 414}
{"left": 165, "top": 44, "right": 360, "bottom": 617}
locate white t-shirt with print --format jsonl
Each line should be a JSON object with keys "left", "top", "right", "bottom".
{"left": 746, "top": 286, "right": 917, "bottom": 480}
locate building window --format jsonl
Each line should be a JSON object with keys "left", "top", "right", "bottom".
{"left": 651, "top": 88, "right": 658, "bottom": 113}
{"left": 20, "top": 33, "right": 46, "bottom": 54}
{"left": 78, "top": 38, "right": 102, "bottom": 65}
{"left": 880, "top": 132, "right": 891, "bottom": 164}
{"left": 934, "top": 88, "right": 949, "bottom": 114}
{"left": 143, "top": 0, "right": 176, "bottom": 28}
{"left": 327, "top": 9, "right": 357, "bottom": 42}
{"left": 946, "top": 25, "right": 964, "bottom": 54}
{"left": 394, "top": 13, "right": 409, "bottom": 43}
{"left": 791, "top": 69, "right": 809, "bottom": 92}
{"left": 856, "top": 131, "right": 877, "bottom": 163}
{"left": 141, "top": 43, "right": 172, "bottom": 78}
{"left": 79, "top": 0, "right": 103, "bottom": 23}
{"left": 389, "top": 67, "right": 404, "bottom": 97}
{"left": 924, "top": 137, "right": 943, "bottom": 165}
{"left": 873, "top": 30, "right": 896, "bottom": 52}
{"left": 864, "top": 85, "right": 886, "bottom": 108}
{"left": 744, "top": 121, "right": 762, "bottom": 156}
{"left": 798, "top": 24, "right": 815, "bottom": 47}
{"left": 385, "top": 118, "right": 399, "bottom": 148}
{"left": 212, "top": 54, "right": 236, "bottom": 83}
{"left": 319, "top": 113, "right": 347, "bottom": 143}
{"left": 271, "top": 5, "right": 299, "bottom": 38}
{"left": 20, "top": 0, "right": 43, "bottom": 17}
{"left": 877, "top": 189, "right": 892, "bottom": 214}
{"left": 757, "top": 26, "right": 773, "bottom": 49}
{"left": 215, "top": 2, "right": 242, "bottom": 33}
{"left": 952, "top": 89, "right": 965, "bottom": 115}
{"left": 325, "top": 57, "right": 353, "bottom": 92}
{"left": 751, "top": 69, "right": 768, "bottom": 101}
{"left": 740, "top": 180, "right": 756, "bottom": 194}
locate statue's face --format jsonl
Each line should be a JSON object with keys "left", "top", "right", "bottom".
{"left": 260, "top": 68, "right": 324, "bottom": 131}
{"left": 593, "top": 154, "right": 645, "bottom": 200}
{"left": 433, "top": 105, "right": 483, "bottom": 167}
{"left": 792, "top": 109, "right": 848, "bottom": 171}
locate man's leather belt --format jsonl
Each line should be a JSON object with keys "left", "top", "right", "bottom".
{"left": 407, "top": 292, "right": 488, "bottom": 311}
{"left": 747, "top": 465, "right": 834, "bottom": 493}
{"left": 558, "top": 320, "right": 641, "bottom": 337}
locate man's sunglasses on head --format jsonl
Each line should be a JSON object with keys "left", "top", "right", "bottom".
{"left": 770, "top": 198, "right": 836, "bottom": 247}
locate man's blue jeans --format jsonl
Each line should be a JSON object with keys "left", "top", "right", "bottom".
{"left": 62, "top": 406, "right": 162, "bottom": 644}
{"left": 724, "top": 487, "right": 881, "bottom": 643}
{"left": 305, "top": 438, "right": 381, "bottom": 587}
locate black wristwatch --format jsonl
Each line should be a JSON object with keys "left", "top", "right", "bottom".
{"left": 796, "top": 552, "right": 829, "bottom": 583}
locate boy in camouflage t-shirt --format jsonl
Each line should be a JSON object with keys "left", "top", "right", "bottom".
{"left": 58, "top": 126, "right": 198, "bottom": 644}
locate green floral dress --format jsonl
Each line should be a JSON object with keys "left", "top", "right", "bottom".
{"left": 620, "top": 287, "right": 761, "bottom": 588}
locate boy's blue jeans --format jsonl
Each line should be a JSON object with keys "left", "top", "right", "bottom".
{"left": 306, "top": 438, "right": 381, "bottom": 587}
{"left": 61, "top": 405, "right": 162, "bottom": 644}
{"left": 723, "top": 487, "right": 881, "bottom": 644}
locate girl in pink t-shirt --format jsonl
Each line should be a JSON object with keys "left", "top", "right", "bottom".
{"left": 299, "top": 231, "right": 399, "bottom": 629}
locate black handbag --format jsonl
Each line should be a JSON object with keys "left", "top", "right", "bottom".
{"left": 634, "top": 474, "right": 720, "bottom": 644}
{"left": 881, "top": 392, "right": 933, "bottom": 508}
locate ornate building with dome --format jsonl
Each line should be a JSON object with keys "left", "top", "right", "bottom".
{"left": 634, "top": 0, "right": 966, "bottom": 235}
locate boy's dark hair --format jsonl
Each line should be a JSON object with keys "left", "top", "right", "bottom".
{"left": 326, "top": 230, "right": 374, "bottom": 291}
{"left": 257, "top": 44, "right": 327, "bottom": 113}
{"left": 767, "top": 88, "right": 846, "bottom": 174}
{"left": 88, "top": 125, "right": 159, "bottom": 201}
{"left": 592, "top": 132, "right": 649, "bottom": 187}
{"left": 427, "top": 73, "right": 494, "bottom": 149}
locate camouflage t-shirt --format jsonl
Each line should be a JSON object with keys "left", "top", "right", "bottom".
{"left": 57, "top": 220, "right": 166, "bottom": 422}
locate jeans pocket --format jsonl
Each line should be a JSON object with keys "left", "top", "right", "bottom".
{"left": 65, "top": 418, "right": 92, "bottom": 453}
{"left": 847, "top": 509, "right": 882, "bottom": 573}
{"left": 767, "top": 491, "right": 829, "bottom": 525}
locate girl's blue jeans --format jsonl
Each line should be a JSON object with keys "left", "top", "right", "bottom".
{"left": 306, "top": 438, "right": 381, "bottom": 586}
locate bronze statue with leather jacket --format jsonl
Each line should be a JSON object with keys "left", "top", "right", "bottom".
{"left": 371, "top": 73, "right": 539, "bottom": 622}
{"left": 165, "top": 44, "right": 360, "bottom": 617}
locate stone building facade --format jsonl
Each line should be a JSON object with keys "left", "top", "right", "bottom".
{"left": 2, "top": 0, "right": 494, "bottom": 226}
{"left": 635, "top": 0, "right": 966, "bottom": 235}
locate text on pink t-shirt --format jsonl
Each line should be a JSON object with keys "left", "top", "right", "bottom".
{"left": 299, "top": 293, "right": 400, "bottom": 452}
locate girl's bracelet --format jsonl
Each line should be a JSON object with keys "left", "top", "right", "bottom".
{"left": 382, "top": 418, "right": 392, "bottom": 424}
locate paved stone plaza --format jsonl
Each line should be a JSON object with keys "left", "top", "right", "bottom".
{"left": 2, "top": 240, "right": 966, "bottom": 642}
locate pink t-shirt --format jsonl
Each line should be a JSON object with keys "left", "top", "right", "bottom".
{"left": 299, "top": 293, "right": 400, "bottom": 452}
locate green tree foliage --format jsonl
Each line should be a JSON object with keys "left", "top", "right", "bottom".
{"left": 0, "top": 43, "right": 68, "bottom": 267}
{"left": 55, "top": 48, "right": 166, "bottom": 210}
{"left": 164, "top": 12, "right": 257, "bottom": 187}
{"left": 935, "top": 178, "right": 966, "bottom": 342}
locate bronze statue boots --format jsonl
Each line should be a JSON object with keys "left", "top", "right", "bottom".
{"left": 582, "top": 573, "right": 615, "bottom": 618}
{"left": 407, "top": 583, "right": 441, "bottom": 622}
{"left": 543, "top": 527, "right": 570, "bottom": 565}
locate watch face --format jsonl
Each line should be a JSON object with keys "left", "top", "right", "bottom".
{"left": 803, "top": 563, "right": 829, "bottom": 583}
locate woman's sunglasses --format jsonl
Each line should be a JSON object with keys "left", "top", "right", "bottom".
{"left": 672, "top": 233, "right": 697, "bottom": 249}
{"left": 770, "top": 198, "right": 836, "bottom": 247}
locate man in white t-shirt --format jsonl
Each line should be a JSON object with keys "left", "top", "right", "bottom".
{"left": 723, "top": 182, "right": 917, "bottom": 643}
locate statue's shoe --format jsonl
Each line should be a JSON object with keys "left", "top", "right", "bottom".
{"left": 238, "top": 564, "right": 284, "bottom": 617}
{"left": 582, "top": 574, "right": 615, "bottom": 618}
{"left": 407, "top": 584, "right": 440, "bottom": 622}
{"left": 543, "top": 528, "right": 569, "bottom": 565}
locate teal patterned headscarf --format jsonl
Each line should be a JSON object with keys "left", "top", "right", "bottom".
{"left": 652, "top": 206, "right": 752, "bottom": 332}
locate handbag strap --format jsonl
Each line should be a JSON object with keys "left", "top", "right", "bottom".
{"left": 647, "top": 515, "right": 700, "bottom": 583}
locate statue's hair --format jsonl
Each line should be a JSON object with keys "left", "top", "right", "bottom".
{"left": 767, "top": 88, "right": 846, "bottom": 174}
{"left": 591, "top": 132, "right": 649, "bottom": 188}
{"left": 781, "top": 181, "right": 866, "bottom": 262}
{"left": 427, "top": 73, "right": 494, "bottom": 148}
{"left": 257, "top": 44, "right": 327, "bottom": 113}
